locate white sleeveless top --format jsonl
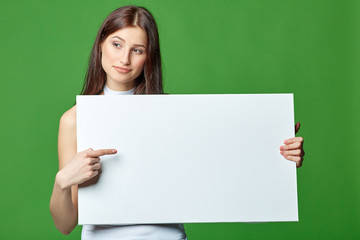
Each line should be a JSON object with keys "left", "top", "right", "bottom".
{"left": 81, "top": 84, "right": 187, "bottom": 240}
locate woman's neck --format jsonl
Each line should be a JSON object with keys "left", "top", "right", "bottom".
{"left": 103, "top": 83, "right": 135, "bottom": 95}
{"left": 105, "top": 79, "right": 135, "bottom": 91}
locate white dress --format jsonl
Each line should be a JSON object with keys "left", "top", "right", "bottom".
{"left": 81, "top": 84, "right": 187, "bottom": 240}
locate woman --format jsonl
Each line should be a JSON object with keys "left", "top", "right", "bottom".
{"left": 49, "top": 5, "right": 304, "bottom": 240}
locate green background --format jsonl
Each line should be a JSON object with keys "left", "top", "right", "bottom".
{"left": 1, "top": 0, "right": 359, "bottom": 239}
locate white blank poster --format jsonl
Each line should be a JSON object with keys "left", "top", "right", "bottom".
{"left": 77, "top": 94, "right": 298, "bottom": 225}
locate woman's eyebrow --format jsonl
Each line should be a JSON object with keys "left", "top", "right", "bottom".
{"left": 112, "top": 36, "right": 146, "bottom": 48}
{"left": 112, "top": 36, "right": 125, "bottom": 41}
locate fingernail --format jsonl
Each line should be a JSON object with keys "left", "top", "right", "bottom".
{"left": 280, "top": 151, "right": 284, "bottom": 154}
{"left": 113, "top": 149, "right": 117, "bottom": 153}
{"left": 284, "top": 140, "right": 287, "bottom": 144}
{"left": 280, "top": 146, "right": 284, "bottom": 150}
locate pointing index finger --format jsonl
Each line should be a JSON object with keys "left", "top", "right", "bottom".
{"left": 88, "top": 149, "right": 117, "bottom": 157}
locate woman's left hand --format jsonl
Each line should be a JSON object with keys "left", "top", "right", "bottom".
{"left": 280, "top": 122, "right": 305, "bottom": 168}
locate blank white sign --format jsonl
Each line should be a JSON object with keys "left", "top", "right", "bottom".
{"left": 77, "top": 94, "right": 298, "bottom": 225}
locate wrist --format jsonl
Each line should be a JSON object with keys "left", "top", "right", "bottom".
{"left": 55, "top": 170, "right": 71, "bottom": 190}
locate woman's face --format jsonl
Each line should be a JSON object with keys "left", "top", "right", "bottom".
{"left": 101, "top": 26, "right": 148, "bottom": 90}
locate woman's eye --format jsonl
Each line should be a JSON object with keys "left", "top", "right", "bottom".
{"left": 133, "top": 48, "right": 143, "bottom": 54}
{"left": 113, "top": 42, "right": 121, "bottom": 48}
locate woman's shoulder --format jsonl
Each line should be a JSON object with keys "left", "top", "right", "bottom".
{"left": 59, "top": 105, "right": 77, "bottom": 130}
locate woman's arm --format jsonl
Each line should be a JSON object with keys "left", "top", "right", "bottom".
{"left": 49, "top": 106, "right": 116, "bottom": 235}
{"left": 49, "top": 106, "right": 79, "bottom": 235}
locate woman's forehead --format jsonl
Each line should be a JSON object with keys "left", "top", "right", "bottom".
{"left": 108, "top": 27, "right": 148, "bottom": 46}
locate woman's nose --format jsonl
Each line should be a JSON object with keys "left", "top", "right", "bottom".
{"left": 120, "top": 49, "right": 130, "bottom": 65}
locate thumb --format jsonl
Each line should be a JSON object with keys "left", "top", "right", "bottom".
{"left": 84, "top": 148, "right": 94, "bottom": 153}
{"left": 295, "top": 122, "right": 301, "bottom": 134}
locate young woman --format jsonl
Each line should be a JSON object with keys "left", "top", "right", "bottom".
{"left": 50, "top": 5, "right": 304, "bottom": 240}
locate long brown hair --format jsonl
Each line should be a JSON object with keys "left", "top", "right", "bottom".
{"left": 81, "top": 6, "right": 163, "bottom": 95}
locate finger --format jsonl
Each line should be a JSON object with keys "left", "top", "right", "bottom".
{"left": 91, "top": 170, "right": 99, "bottom": 178}
{"left": 283, "top": 155, "right": 301, "bottom": 164}
{"left": 280, "top": 141, "right": 302, "bottom": 150}
{"left": 280, "top": 149, "right": 301, "bottom": 156}
{"left": 88, "top": 149, "right": 117, "bottom": 157}
{"left": 295, "top": 122, "right": 301, "bottom": 134}
{"left": 88, "top": 157, "right": 100, "bottom": 165}
{"left": 284, "top": 137, "right": 303, "bottom": 145}
{"left": 91, "top": 162, "right": 102, "bottom": 170}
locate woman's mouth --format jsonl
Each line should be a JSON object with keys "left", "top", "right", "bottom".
{"left": 114, "top": 66, "right": 132, "bottom": 73}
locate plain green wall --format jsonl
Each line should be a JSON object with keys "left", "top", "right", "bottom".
{"left": 1, "top": 0, "right": 359, "bottom": 239}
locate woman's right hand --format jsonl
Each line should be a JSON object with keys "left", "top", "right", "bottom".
{"left": 56, "top": 148, "right": 117, "bottom": 190}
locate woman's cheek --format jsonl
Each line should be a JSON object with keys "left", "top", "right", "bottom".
{"left": 101, "top": 45, "right": 117, "bottom": 71}
{"left": 132, "top": 56, "right": 146, "bottom": 75}
{"left": 137, "top": 56, "right": 147, "bottom": 69}
{"left": 101, "top": 50, "right": 111, "bottom": 73}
